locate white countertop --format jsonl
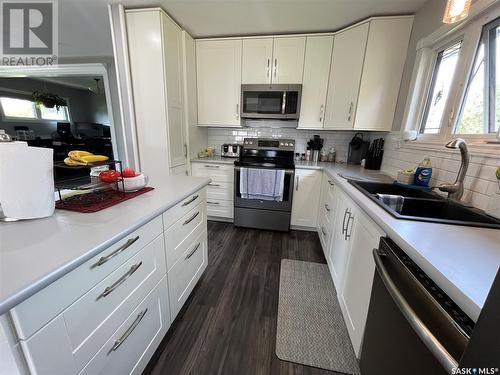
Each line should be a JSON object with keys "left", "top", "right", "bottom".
{"left": 295, "top": 161, "right": 500, "bottom": 322}
{"left": 0, "top": 176, "right": 211, "bottom": 315}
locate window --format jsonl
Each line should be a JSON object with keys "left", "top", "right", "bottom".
{"left": 39, "top": 105, "right": 70, "bottom": 121}
{"left": 455, "top": 18, "right": 500, "bottom": 134}
{"left": 420, "top": 41, "right": 462, "bottom": 134}
{"left": 0, "top": 97, "right": 37, "bottom": 119}
{"left": 0, "top": 95, "right": 70, "bottom": 121}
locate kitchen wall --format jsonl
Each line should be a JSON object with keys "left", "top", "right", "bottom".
{"left": 382, "top": 133, "right": 500, "bottom": 210}
{"left": 206, "top": 125, "right": 385, "bottom": 162}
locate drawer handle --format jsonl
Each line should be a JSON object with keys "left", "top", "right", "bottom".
{"left": 91, "top": 236, "right": 140, "bottom": 269}
{"left": 97, "top": 262, "right": 142, "bottom": 300}
{"left": 341, "top": 208, "right": 349, "bottom": 235}
{"left": 207, "top": 201, "right": 220, "bottom": 205}
{"left": 328, "top": 180, "right": 334, "bottom": 186}
{"left": 204, "top": 165, "right": 220, "bottom": 169}
{"left": 324, "top": 204, "right": 330, "bottom": 212}
{"left": 107, "top": 308, "right": 148, "bottom": 355}
{"left": 183, "top": 211, "right": 200, "bottom": 226}
{"left": 321, "top": 227, "right": 326, "bottom": 236}
{"left": 345, "top": 214, "right": 354, "bottom": 241}
{"left": 185, "top": 242, "right": 201, "bottom": 260}
{"left": 208, "top": 183, "right": 220, "bottom": 187}
{"left": 181, "top": 195, "right": 199, "bottom": 207}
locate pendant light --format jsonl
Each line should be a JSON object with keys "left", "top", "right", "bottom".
{"left": 443, "top": 0, "right": 472, "bottom": 24}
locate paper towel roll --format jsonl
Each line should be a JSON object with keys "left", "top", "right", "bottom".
{"left": 0, "top": 144, "right": 55, "bottom": 220}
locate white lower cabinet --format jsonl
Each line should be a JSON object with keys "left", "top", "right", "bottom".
{"left": 291, "top": 169, "right": 321, "bottom": 228}
{"left": 321, "top": 179, "right": 385, "bottom": 358}
{"left": 7, "top": 187, "right": 208, "bottom": 375}
{"left": 192, "top": 162, "right": 234, "bottom": 220}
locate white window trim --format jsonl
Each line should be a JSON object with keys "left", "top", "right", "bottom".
{"left": 402, "top": 0, "right": 500, "bottom": 148}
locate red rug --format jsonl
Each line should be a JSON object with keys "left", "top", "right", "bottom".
{"left": 56, "top": 187, "right": 154, "bottom": 213}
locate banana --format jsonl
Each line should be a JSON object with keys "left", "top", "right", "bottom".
{"left": 64, "top": 157, "right": 87, "bottom": 166}
{"left": 79, "top": 155, "right": 109, "bottom": 163}
{"left": 67, "top": 150, "right": 109, "bottom": 164}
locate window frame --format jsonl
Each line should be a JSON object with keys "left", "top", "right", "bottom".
{"left": 403, "top": 1, "right": 500, "bottom": 145}
{"left": 0, "top": 89, "right": 71, "bottom": 123}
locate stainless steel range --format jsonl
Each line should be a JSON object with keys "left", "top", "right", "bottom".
{"left": 234, "top": 138, "right": 295, "bottom": 231}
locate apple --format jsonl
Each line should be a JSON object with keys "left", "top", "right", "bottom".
{"left": 122, "top": 168, "right": 137, "bottom": 178}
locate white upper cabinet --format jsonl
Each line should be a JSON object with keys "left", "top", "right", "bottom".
{"left": 354, "top": 17, "right": 413, "bottom": 131}
{"left": 196, "top": 39, "right": 242, "bottom": 127}
{"left": 162, "top": 15, "right": 187, "bottom": 167}
{"left": 324, "top": 23, "right": 369, "bottom": 130}
{"left": 298, "top": 35, "right": 334, "bottom": 129}
{"left": 125, "top": 9, "right": 187, "bottom": 181}
{"left": 272, "top": 37, "right": 306, "bottom": 84}
{"left": 242, "top": 38, "right": 274, "bottom": 84}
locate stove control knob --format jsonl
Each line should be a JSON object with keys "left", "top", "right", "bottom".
{"left": 290, "top": 143, "right": 294, "bottom": 147}
{"left": 284, "top": 143, "right": 289, "bottom": 146}
{"left": 280, "top": 142, "right": 284, "bottom": 146}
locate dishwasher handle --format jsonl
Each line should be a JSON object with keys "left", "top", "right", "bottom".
{"left": 372, "top": 248, "right": 459, "bottom": 373}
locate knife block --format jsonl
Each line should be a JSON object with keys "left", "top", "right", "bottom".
{"left": 364, "top": 149, "right": 384, "bottom": 170}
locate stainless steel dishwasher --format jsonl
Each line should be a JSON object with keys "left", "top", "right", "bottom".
{"left": 360, "top": 237, "right": 475, "bottom": 375}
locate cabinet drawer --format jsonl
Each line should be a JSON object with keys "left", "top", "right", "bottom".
{"left": 64, "top": 234, "right": 166, "bottom": 369}
{"left": 162, "top": 188, "right": 206, "bottom": 229}
{"left": 206, "top": 199, "right": 233, "bottom": 218}
{"left": 192, "top": 163, "right": 234, "bottom": 182}
{"left": 165, "top": 202, "right": 206, "bottom": 257}
{"left": 168, "top": 229, "right": 208, "bottom": 320}
{"left": 207, "top": 181, "right": 233, "bottom": 201}
{"left": 11, "top": 216, "right": 163, "bottom": 340}
{"left": 80, "top": 276, "right": 170, "bottom": 375}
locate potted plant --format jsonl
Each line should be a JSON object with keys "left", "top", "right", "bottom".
{"left": 32, "top": 91, "right": 67, "bottom": 110}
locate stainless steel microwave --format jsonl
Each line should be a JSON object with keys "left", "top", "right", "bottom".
{"left": 240, "top": 84, "right": 302, "bottom": 120}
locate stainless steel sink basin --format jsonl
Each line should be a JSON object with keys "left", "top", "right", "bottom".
{"left": 349, "top": 180, "right": 500, "bottom": 229}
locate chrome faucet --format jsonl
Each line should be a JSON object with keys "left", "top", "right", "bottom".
{"left": 439, "top": 138, "right": 469, "bottom": 200}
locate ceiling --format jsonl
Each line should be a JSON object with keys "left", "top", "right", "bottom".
{"left": 58, "top": 0, "right": 429, "bottom": 57}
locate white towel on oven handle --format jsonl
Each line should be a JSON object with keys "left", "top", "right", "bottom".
{"left": 239, "top": 167, "right": 285, "bottom": 201}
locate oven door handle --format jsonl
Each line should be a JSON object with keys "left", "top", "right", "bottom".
{"left": 234, "top": 166, "right": 295, "bottom": 174}
{"left": 372, "top": 249, "right": 459, "bottom": 373}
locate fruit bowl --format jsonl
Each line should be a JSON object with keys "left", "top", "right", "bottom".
{"left": 112, "top": 173, "right": 148, "bottom": 192}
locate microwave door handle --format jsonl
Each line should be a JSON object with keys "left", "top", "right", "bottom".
{"left": 372, "top": 249, "right": 459, "bottom": 373}
{"left": 282, "top": 91, "right": 287, "bottom": 115}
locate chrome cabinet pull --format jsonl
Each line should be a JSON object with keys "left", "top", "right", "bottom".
{"left": 91, "top": 236, "right": 140, "bottom": 269}
{"left": 204, "top": 164, "right": 220, "bottom": 169}
{"left": 321, "top": 227, "right": 326, "bottom": 236}
{"left": 181, "top": 195, "right": 199, "bottom": 207}
{"left": 372, "top": 249, "right": 459, "bottom": 372}
{"left": 274, "top": 58, "right": 277, "bottom": 77}
{"left": 107, "top": 308, "right": 148, "bottom": 355}
{"left": 319, "top": 104, "right": 324, "bottom": 122}
{"left": 295, "top": 176, "right": 299, "bottom": 191}
{"left": 266, "top": 58, "right": 270, "bottom": 77}
{"left": 207, "top": 201, "right": 220, "bottom": 205}
{"left": 185, "top": 242, "right": 201, "bottom": 260}
{"left": 347, "top": 102, "right": 354, "bottom": 121}
{"left": 341, "top": 208, "right": 349, "bottom": 235}
{"left": 97, "top": 262, "right": 142, "bottom": 300}
{"left": 344, "top": 214, "right": 354, "bottom": 240}
{"left": 183, "top": 211, "right": 200, "bottom": 226}
{"left": 328, "top": 180, "right": 334, "bottom": 186}
{"left": 324, "top": 204, "right": 330, "bottom": 212}
{"left": 208, "top": 183, "right": 220, "bottom": 187}
{"left": 184, "top": 143, "right": 188, "bottom": 157}
{"left": 236, "top": 103, "right": 239, "bottom": 120}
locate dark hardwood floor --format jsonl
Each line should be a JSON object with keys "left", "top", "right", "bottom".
{"left": 144, "top": 221, "right": 341, "bottom": 375}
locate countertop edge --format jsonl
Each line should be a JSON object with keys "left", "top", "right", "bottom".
{"left": 0, "top": 178, "right": 211, "bottom": 315}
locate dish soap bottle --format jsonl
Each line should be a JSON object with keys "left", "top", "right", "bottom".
{"left": 414, "top": 156, "right": 432, "bottom": 186}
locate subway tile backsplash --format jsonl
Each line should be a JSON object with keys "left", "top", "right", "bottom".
{"left": 207, "top": 127, "right": 385, "bottom": 162}
{"left": 381, "top": 132, "right": 500, "bottom": 211}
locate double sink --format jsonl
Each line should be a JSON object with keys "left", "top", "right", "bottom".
{"left": 349, "top": 180, "right": 500, "bottom": 229}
